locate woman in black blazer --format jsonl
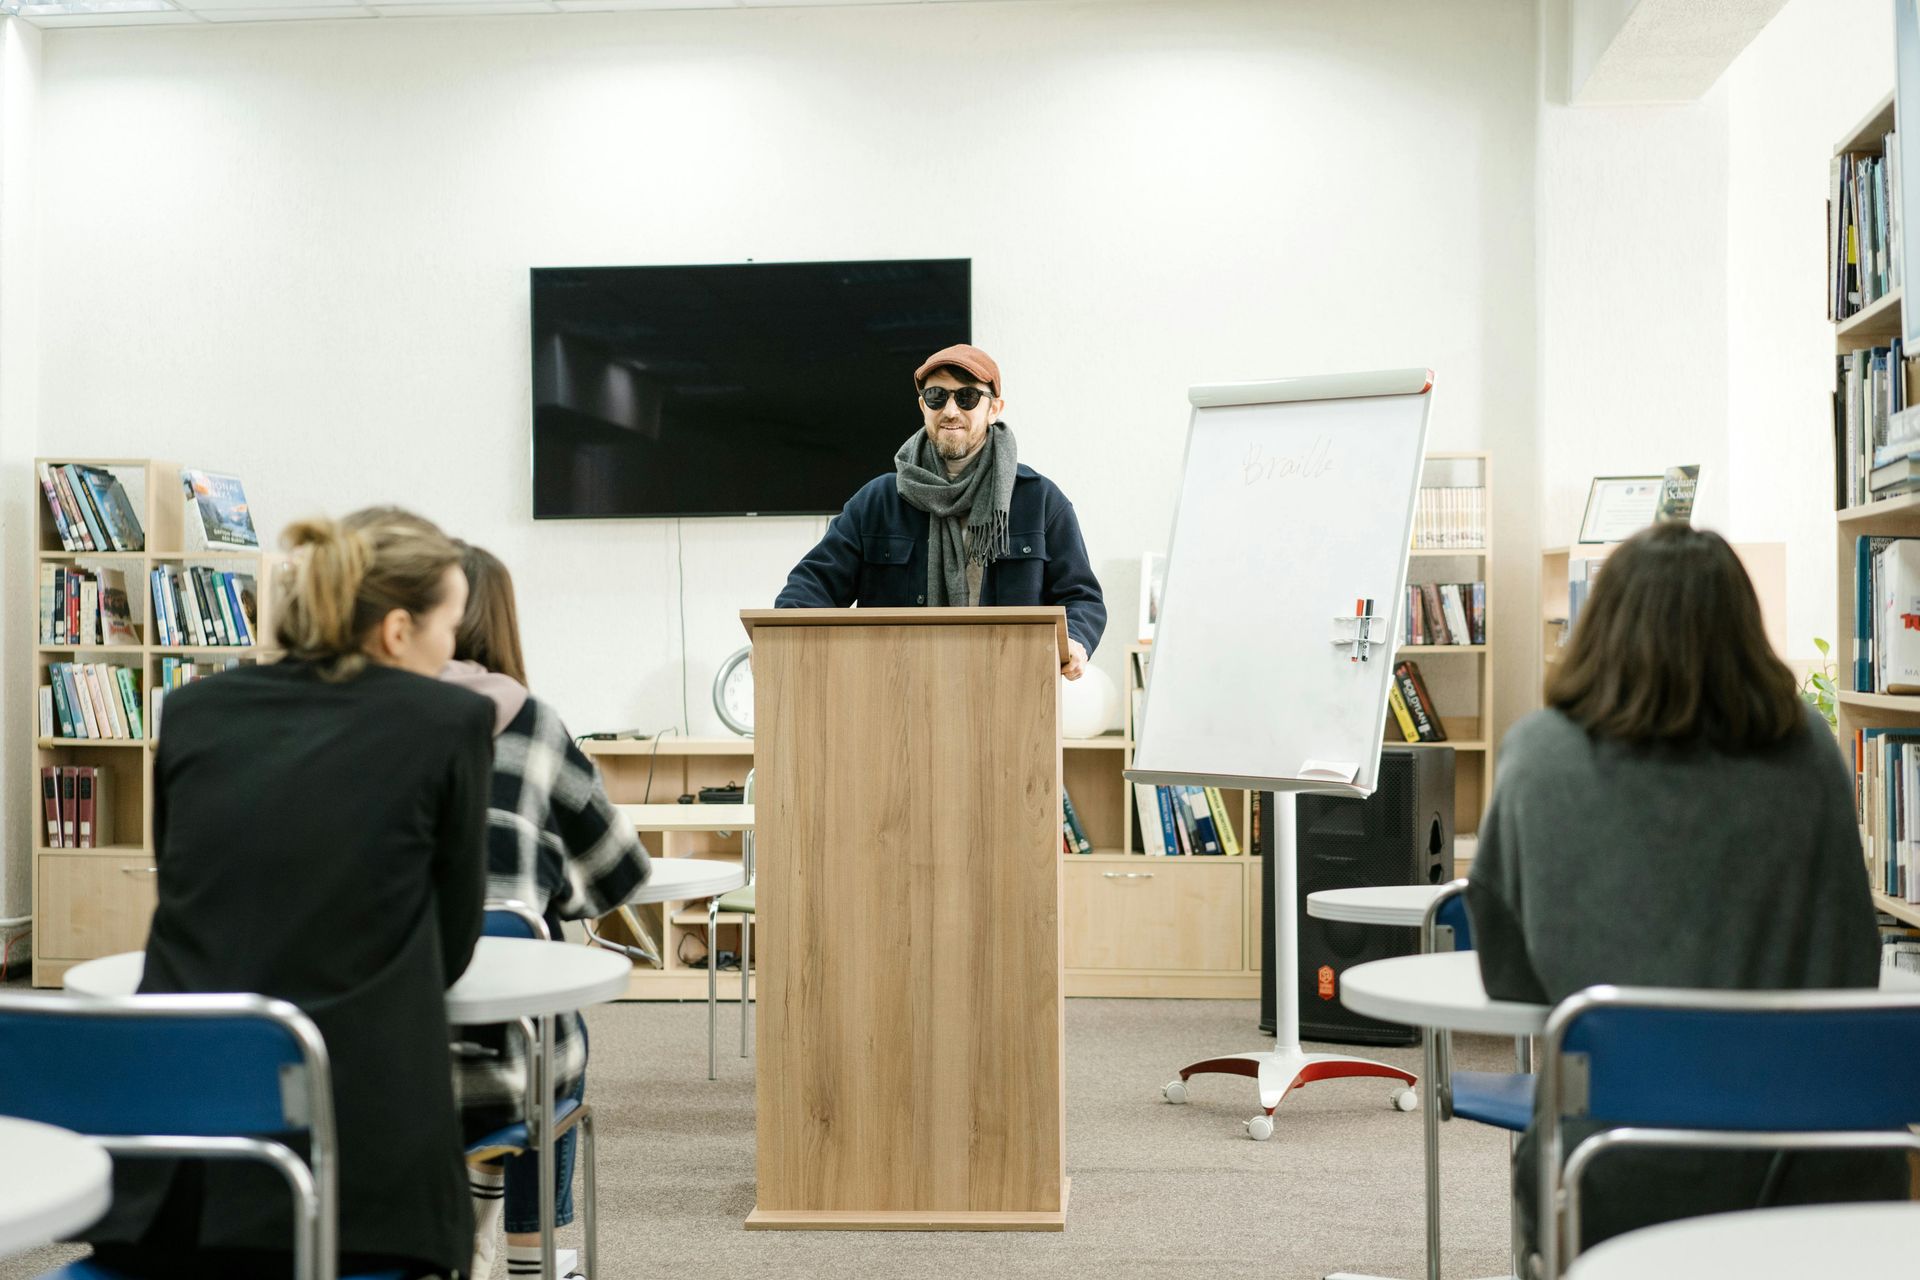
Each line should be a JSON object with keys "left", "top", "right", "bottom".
{"left": 88, "top": 509, "right": 495, "bottom": 1280}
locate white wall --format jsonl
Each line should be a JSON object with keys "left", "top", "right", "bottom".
{"left": 27, "top": 0, "right": 1542, "bottom": 763}
{"left": 0, "top": 17, "right": 42, "bottom": 924}
{"left": 1537, "top": 0, "right": 1732, "bottom": 556}
{"left": 1725, "top": 0, "right": 1893, "bottom": 663}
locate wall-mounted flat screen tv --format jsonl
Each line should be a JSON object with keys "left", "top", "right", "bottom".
{"left": 531, "top": 258, "right": 971, "bottom": 518}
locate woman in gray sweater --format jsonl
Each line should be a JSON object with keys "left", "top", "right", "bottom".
{"left": 1465, "top": 522, "right": 1898, "bottom": 1267}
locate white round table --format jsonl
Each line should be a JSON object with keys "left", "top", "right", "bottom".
{"left": 1306, "top": 884, "right": 1447, "bottom": 927}
{"left": 624, "top": 856, "right": 745, "bottom": 905}
{"left": 1567, "top": 1201, "right": 1920, "bottom": 1279}
{"left": 0, "top": 1118, "right": 111, "bottom": 1258}
{"left": 63, "top": 936, "right": 632, "bottom": 1016}
{"left": 1342, "top": 951, "right": 1920, "bottom": 1038}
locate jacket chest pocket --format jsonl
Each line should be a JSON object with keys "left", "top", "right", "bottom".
{"left": 987, "top": 530, "right": 1049, "bottom": 602}
{"left": 859, "top": 534, "right": 917, "bottom": 604}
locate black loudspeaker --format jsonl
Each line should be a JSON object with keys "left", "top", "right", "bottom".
{"left": 1258, "top": 747, "right": 1455, "bottom": 1044}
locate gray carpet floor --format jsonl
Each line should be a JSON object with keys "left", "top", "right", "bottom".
{"left": 2, "top": 998, "right": 1518, "bottom": 1280}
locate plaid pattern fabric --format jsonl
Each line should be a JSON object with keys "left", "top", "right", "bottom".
{"left": 453, "top": 696, "right": 650, "bottom": 1137}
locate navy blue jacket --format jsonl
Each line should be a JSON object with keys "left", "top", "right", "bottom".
{"left": 777, "top": 464, "right": 1107, "bottom": 655}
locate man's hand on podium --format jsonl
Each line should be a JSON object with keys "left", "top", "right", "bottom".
{"left": 1061, "top": 638, "right": 1088, "bottom": 681}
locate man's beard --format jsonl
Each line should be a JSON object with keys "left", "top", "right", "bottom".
{"left": 933, "top": 425, "right": 981, "bottom": 461}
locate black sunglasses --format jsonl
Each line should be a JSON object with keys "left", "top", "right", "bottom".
{"left": 919, "top": 386, "right": 990, "bottom": 411}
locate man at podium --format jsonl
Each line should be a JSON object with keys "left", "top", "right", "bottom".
{"left": 775, "top": 343, "right": 1105, "bottom": 677}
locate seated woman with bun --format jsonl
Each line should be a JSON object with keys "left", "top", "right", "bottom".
{"left": 86, "top": 509, "right": 495, "bottom": 1280}
{"left": 1466, "top": 521, "right": 1899, "bottom": 1266}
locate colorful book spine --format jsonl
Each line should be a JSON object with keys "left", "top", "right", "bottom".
{"left": 1061, "top": 788, "right": 1093, "bottom": 855}
{"left": 1204, "top": 787, "right": 1241, "bottom": 856}
{"left": 1155, "top": 787, "right": 1183, "bottom": 855}
{"left": 1183, "top": 787, "right": 1222, "bottom": 855}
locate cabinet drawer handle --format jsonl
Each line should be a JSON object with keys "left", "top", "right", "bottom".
{"left": 1102, "top": 872, "right": 1154, "bottom": 880}
{"left": 122, "top": 867, "right": 159, "bottom": 876}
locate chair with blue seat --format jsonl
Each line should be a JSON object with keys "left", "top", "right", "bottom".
{"left": 1423, "top": 880, "right": 1537, "bottom": 1132}
{"left": 1537, "top": 985, "right": 1920, "bottom": 1279}
{"left": 0, "top": 989, "right": 403, "bottom": 1280}
{"left": 705, "top": 768, "right": 756, "bottom": 1080}
{"left": 465, "top": 899, "right": 597, "bottom": 1280}
{"left": 1421, "top": 879, "right": 1535, "bottom": 1278}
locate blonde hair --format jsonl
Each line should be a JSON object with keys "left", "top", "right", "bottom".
{"left": 276, "top": 507, "right": 463, "bottom": 682}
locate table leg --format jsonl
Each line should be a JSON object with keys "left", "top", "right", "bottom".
{"left": 539, "top": 1012, "right": 557, "bottom": 1280}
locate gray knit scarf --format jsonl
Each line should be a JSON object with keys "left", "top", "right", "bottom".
{"left": 894, "top": 421, "right": 1018, "bottom": 607}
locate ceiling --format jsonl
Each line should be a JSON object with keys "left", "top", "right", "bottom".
{"left": 3, "top": 0, "right": 1020, "bottom": 30}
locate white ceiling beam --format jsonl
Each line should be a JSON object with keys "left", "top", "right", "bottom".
{"left": 1570, "top": 0, "right": 1793, "bottom": 104}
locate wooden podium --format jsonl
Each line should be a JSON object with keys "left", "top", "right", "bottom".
{"left": 739, "top": 606, "right": 1070, "bottom": 1231}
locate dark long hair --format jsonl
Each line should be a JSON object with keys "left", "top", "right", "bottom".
{"left": 1545, "top": 523, "right": 1800, "bottom": 750}
{"left": 453, "top": 543, "right": 529, "bottom": 688}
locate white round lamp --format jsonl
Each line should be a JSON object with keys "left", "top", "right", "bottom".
{"left": 1060, "top": 662, "right": 1120, "bottom": 739}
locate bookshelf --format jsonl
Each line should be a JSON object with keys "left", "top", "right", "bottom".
{"left": 1828, "top": 91, "right": 1920, "bottom": 930}
{"left": 28, "top": 458, "right": 273, "bottom": 987}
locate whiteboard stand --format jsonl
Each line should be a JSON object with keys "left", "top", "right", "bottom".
{"left": 1159, "top": 790, "right": 1418, "bottom": 1141}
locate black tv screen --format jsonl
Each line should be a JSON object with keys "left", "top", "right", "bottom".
{"left": 531, "top": 259, "right": 971, "bottom": 518}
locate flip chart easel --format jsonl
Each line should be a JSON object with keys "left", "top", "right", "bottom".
{"left": 1126, "top": 367, "right": 1434, "bottom": 1138}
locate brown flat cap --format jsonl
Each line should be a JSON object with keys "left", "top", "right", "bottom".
{"left": 914, "top": 344, "right": 1000, "bottom": 396}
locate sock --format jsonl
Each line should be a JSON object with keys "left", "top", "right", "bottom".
{"left": 468, "top": 1164, "right": 505, "bottom": 1280}
{"left": 505, "top": 1243, "right": 546, "bottom": 1276}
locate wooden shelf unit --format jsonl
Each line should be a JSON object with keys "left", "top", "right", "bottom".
{"left": 28, "top": 458, "right": 274, "bottom": 987}
{"left": 1826, "top": 103, "right": 1920, "bottom": 929}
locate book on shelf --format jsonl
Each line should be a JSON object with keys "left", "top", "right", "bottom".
{"left": 38, "top": 463, "right": 146, "bottom": 552}
{"left": 1061, "top": 786, "right": 1092, "bottom": 854}
{"left": 37, "top": 765, "right": 110, "bottom": 850}
{"left": 150, "top": 657, "right": 242, "bottom": 738}
{"left": 1387, "top": 683, "right": 1420, "bottom": 743}
{"left": 1834, "top": 342, "right": 1909, "bottom": 508}
{"left": 1411, "top": 486, "right": 1486, "bottom": 550}
{"left": 1130, "top": 783, "right": 1239, "bottom": 856}
{"left": 43, "top": 661, "right": 142, "bottom": 740}
{"left": 1856, "top": 728, "right": 1920, "bottom": 904}
{"left": 1401, "top": 582, "right": 1486, "bottom": 646}
{"left": 180, "top": 469, "right": 259, "bottom": 550}
{"left": 1878, "top": 539, "right": 1920, "bottom": 694}
{"left": 38, "top": 565, "right": 139, "bottom": 647}
{"left": 1855, "top": 535, "right": 1916, "bottom": 691}
{"left": 1830, "top": 139, "right": 1900, "bottom": 322}
{"left": 150, "top": 565, "right": 256, "bottom": 647}
{"left": 1182, "top": 787, "right": 1223, "bottom": 855}
{"left": 1391, "top": 660, "right": 1446, "bottom": 742}
{"left": 1204, "top": 787, "right": 1241, "bottom": 855}
{"left": 1134, "top": 780, "right": 1167, "bottom": 855}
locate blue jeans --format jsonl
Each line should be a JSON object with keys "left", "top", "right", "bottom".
{"left": 503, "top": 1069, "right": 586, "bottom": 1234}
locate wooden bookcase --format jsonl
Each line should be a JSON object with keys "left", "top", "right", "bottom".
{"left": 28, "top": 458, "right": 273, "bottom": 987}
{"left": 1830, "top": 92, "right": 1920, "bottom": 931}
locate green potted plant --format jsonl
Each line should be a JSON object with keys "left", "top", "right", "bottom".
{"left": 1801, "top": 637, "right": 1837, "bottom": 731}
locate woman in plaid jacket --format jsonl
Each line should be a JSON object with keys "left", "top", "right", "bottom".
{"left": 443, "top": 543, "right": 652, "bottom": 1280}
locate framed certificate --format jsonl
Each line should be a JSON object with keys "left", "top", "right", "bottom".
{"left": 1578, "top": 475, "right": 1661, "bottom": 544}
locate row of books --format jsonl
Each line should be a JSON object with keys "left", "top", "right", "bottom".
{"left": 1884, "top": 926, "right": 1920, "bottom": 977}
{"left": 37, "top": 462, "right": 145, "bottom": 553}
{"left": 1833, "top": 344, "right": 1910, "bottom": 508}
{"left": 38, "top": 766, "right": 111, "bottom": 849}
{"left": 1061, "top": 787, "right": 1093, "bottom": 855}
{"left": 1411, "top": 486, "right": 1486, "bottom": 550}
{"left": 1386, "top": 659, "right": 1446, "bottom": 744}
{"left": 1565, "top": 557, "right": 1602, "bottom": 636}
{"left": 1854, "top": 727, "right": 1920, "bottom": 904}
{"left": 38, "top": 565, "right": 138, "bottom": 647}
{"left": 1829, "top": 139, "right": 1902, "bottom": 323}
{"left": 39, "top": 662, "right": 145, "bottom": 741}
{"left": 1401, "top": 582, "right": 1485, "bottom": 646}
{"left": 1851, "top": 536, "right": 1920, "bottom": 694}
{"left": 151, "top": 565, "right": 258, "bottom": 647}
{"left": 1130, "top": 784, "right": 1243, "bottom": 856}
{"left": 151, "top": 658, "right": 241, "bottom": 737}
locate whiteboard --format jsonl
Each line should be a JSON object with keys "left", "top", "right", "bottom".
{"left": 1126, "top": 369, "right": 1433, "bottom": 798}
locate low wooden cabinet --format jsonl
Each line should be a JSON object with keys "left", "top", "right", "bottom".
{"left": 35, "top": 852, "right": 158, "bottom": 980}
{"left": 1064, "top": 858, "right": 1243, "bottom": 971}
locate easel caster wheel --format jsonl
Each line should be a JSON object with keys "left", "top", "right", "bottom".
{"left": 1161, "top": 1080, "right": 1189, "bottom": 1105}
{"left": 1392, "top": 1088, "right": 1418, "bottom": 1112}
{"left": 1245, "top": 1115, "right": 1274, "bottom": 1141}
